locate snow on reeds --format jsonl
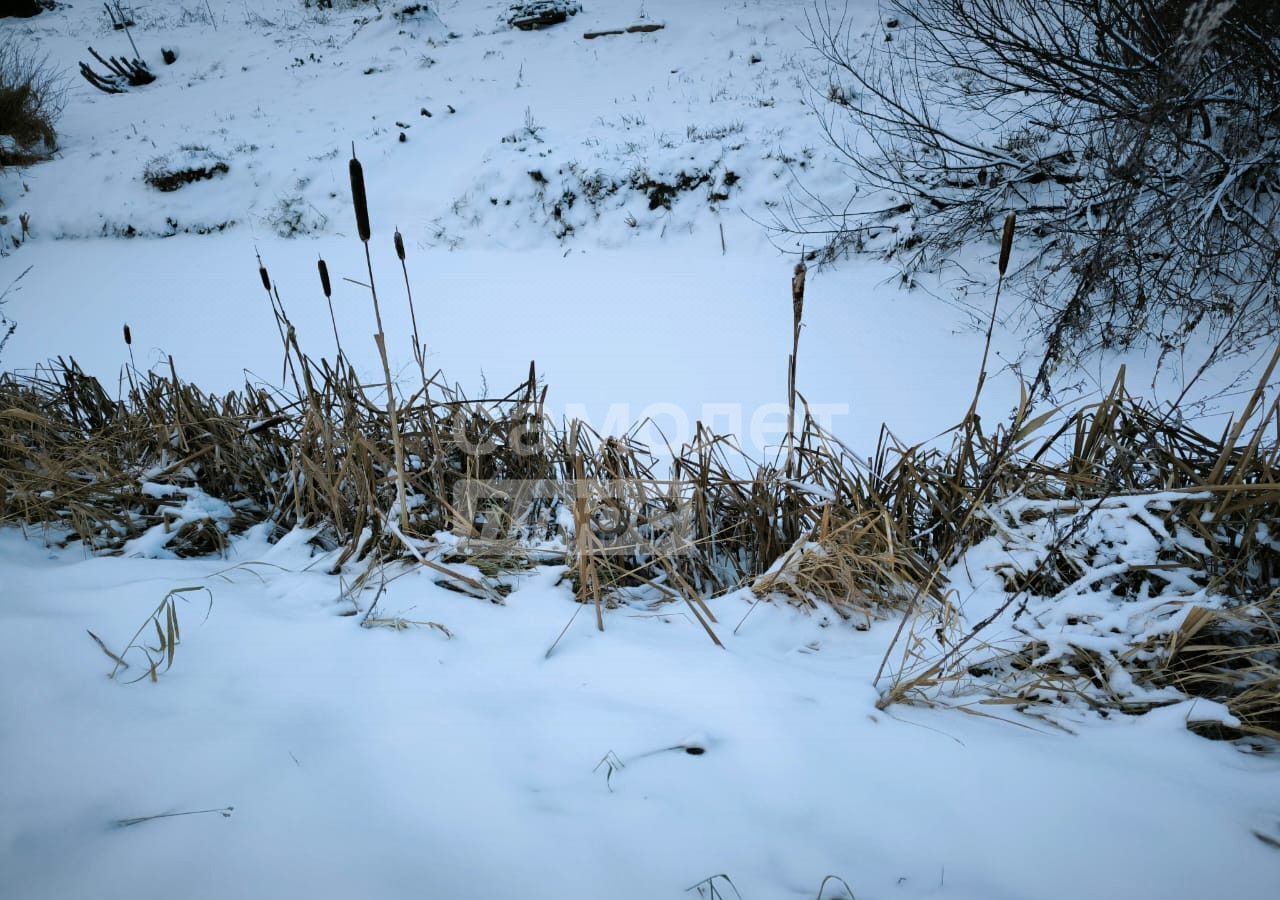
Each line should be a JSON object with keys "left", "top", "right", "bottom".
{"left": 1, "top": 161, "right": 1276, "bottom": 741}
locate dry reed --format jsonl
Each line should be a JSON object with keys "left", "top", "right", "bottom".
{"left": 1, "top": 169, "right": 1276, "bottom": 743}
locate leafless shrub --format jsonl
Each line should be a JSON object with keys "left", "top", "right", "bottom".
{"left": 788, "top": 0, "right": 1280, "bottom": 381}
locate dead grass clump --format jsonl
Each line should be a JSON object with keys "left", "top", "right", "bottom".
{"left": 874, "top": 358, "right": 1280, "bottom": 740}
{"left": 1164, "top": 602, "right": 1280, "bottom": 739}
{"left": 0, "top": 36, "right": 62, "bottom": 166}
{"left": 752, "top": 509, "right": 945, "bottom": 628}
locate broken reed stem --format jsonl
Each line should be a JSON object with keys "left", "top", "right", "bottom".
{"left": 1208, "top": 338, "right": 1280, "bottom": 485}
{"left": 115, "top": 1, "right": 142, "bottom": 59}
{"left": 350, "top": 150, "right": 410, "bottom": 532}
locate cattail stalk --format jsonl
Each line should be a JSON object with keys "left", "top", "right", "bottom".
{"left": 968, "top": 211, "right": 1016, "bottom": 418}
{"left": 394, "top": 227, "right": 426, "bottom": 382}
{"left": 875, "top": 211, "right": 1021, "bottom": 692}
{"left": 998, "top": 211, "right": 1016, "bottom": 277}
{"left": 256, "top": 254, "right": 302, "bottom": 397}
{"left": 785, "top": 260, "right": 806, "bottom": 478}
{"left": 317, "top": 257, "right": 344, "bottom": 361}
{"left": 391, "top": 229, "right": 446, "bottom": 501}
{"left": 351, "top": 149, "right": 410, "bottom": 532}
{"left": 122, "top": 323, "right": 137, "bottom": 394}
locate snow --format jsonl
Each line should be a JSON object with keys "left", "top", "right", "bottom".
{"left": 2, "top": 527, "right": 1279, "bottom": 900}
{"left": 121, "top": 484, "right": 234, "bottom": 558}
{"left": 2, "top": 1, "right": 1279, "bottom": 897}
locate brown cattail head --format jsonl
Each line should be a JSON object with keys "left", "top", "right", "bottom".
{"left": 998, "top": 212, "right": 1016, "bottom": 276}
{"left": 259, "top": 264, "right": 271, "bottom": 292}
{"left": 394, "top": 228, "right": 405, "bottom": 261}
{"left": 349, "top": 151, "right": 371, "bottom": 243}
{"left": 122, "top": 324, "right": 132, "bottom": 345}
{"left": 318, "top": 258, "right": 331, "bottom": 298}
{"left": 792, "top": 260, "right": 807, "bottom": 325}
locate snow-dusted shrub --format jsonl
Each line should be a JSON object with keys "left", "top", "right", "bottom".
{"left": 142, "top": 146, "right": 229, "bottom": 192}
{"left": 506, "top": 0, "right": 582, "bottom": 31}
{"left": 0, "top": 36, "right": 63, "bottom": 167}
{"left": 265, "top": 191, "right": 329, "bottom": 237}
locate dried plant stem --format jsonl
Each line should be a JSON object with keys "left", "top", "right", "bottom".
{"left": 570, "top": 424, "right": 605, "bottom": 631}
{"left": 876, "top": 215, "right": 1015, "bottom": 688}
{"left": 317, "top": 258, "right": 343, "bottom": 361}
{"left": 117, "top": 806, "right": 233, "bottom": 828}
{"left": 785, "top": 261, "right": 806, "bottom": 477}
{"left": 394, "top": 228, "right": 426, "bottom": 382}
{"left": 368, "top": 270, "right": 409, "bottom": 532}
{"left": 968, "top": 213, "right": 1014, "bottom": 417}
{"left": 114, "top": 2, "right": 142, "bottom": 58}
{"left": 256, "top": 258, "right": 302, "bottom": 396}
{"left": 121, "top": 323, "right": 138, "bottom": 394}
{"left": 350, "top": 150, "right": 410, "bottom": 532}
{"left": 392, "top": 230, "right": 446, "bottom": 497}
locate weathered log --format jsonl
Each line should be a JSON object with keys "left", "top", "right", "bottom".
{"left": 80, "top": 46, "right": 156, "bottom": 93}
{"left": 79, "top": 62, "right": 125, "bottom": 94}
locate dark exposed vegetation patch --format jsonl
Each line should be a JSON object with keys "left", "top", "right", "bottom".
{"left": 142, "top": 146, "right": 230, "bottom": 192}
{"left": 501, "top": 158, "right": 742, "bottom": 240}
{"left": 507, "top": 0, "right": 581, "bottom": 31}
{"left": 100, "top": 218, "right": 236, "bottom": 238}
{"left": 394, "top": 4, "right": 431, "bottom": 20}
{"left": 0, "top": 0, "right": 55, "bottom": 19}
{"left": 633, "top": 170, "right": 711, "bottom": 211}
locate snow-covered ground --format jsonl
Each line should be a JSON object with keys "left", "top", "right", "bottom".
{"left": 2, "top": 1, "right": 1279, "bottom": 897}
{"left": 3, "top": 527, "right": 1278, "bottom": 900}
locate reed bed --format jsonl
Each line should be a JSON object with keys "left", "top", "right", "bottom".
{"left": 2, "top": 346, "right": 1275, "bottom": 736}
{"left": 1, "top": 160, "right": 1276, "bottom": 741}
